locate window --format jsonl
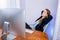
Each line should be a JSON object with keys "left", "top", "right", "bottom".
{"left": 0, "top": 0, "right": 7, "bottom": 9}
{"left": 0, "top": 0, "right": 20, "bottom": 9}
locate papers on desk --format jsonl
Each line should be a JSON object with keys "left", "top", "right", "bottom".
{"left": 25, "top": 29, "right": 34, "bottom": 34}
{"left": 7, "top": 34, "right": 16, "bottom": 40}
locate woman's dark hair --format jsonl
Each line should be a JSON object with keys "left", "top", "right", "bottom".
{"left": 41, "top": 10, "right": 44, "bottom": 14}
{"left": 41, "top": 9, "right": 51, "bottom": 15}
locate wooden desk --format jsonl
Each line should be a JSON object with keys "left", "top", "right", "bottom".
{"left": 0, "top": 28, "right": 49, "bottom": 40}
{"left": 0, "top": 28, "right": 2, "bottom": 40}
{"left": 14, "top": 30, "right": 49, "bottom": 40}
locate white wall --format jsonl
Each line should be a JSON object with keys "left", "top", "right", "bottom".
{"left": 53, "top": 0, "right": 60, "bottom": 40}
{"left": 25, "top": 0, "right": 58, "bottom": 24}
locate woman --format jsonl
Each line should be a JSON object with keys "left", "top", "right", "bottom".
{"left": 35, "top": 9, "right": 53, "bottom": 32}
{"left": 26, "top": 9, "right": 53, "bottom": 32}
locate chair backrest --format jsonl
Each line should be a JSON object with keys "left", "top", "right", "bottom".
{"left": 43, "top": 23, "right": 49, "bottom": 32}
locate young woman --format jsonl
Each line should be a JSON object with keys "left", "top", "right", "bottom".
{"left": 26, "top": 9, "right": 53, "bottom": 32}
{"left": 35, "top": 9, "right": 53, "bottom": 32}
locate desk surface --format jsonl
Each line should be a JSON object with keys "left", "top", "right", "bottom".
{"left": 0, "top": 28, "right": 49, "bottom": 40}
{"left": 0, "top": 28, "right": 2, "bottom": 40}
{"left": 14, "top": 30, "right": 49, "bottom": 40}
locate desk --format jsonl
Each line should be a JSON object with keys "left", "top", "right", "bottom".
{"left": 14, "top": 30, "right": 49, "bottom": 40}
{"left": 0, "top": 28, "right": 49, "bottom": 40}
{"left": 0, "top": 28, "right": 2, "bottom": 40}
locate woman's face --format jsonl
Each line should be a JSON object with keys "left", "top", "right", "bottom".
{"left": 41, "top": 10, "right": 48, "bottom": 18}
